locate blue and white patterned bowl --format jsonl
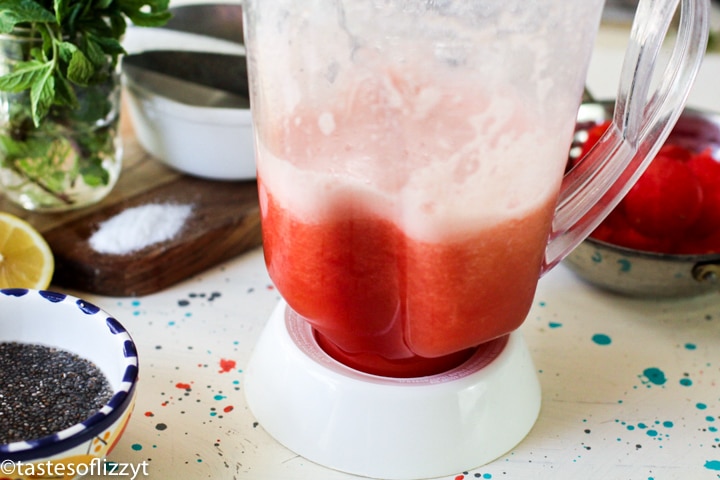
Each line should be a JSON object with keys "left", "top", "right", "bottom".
{"left": 0, "top": 289, "right": 138, "bottom": 478}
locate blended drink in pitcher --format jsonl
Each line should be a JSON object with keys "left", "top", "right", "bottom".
{"left": 246, "top": 2, "right": 604, "bottom": 377}
{"left": 257, "top": 72, "right": 570, "bottom": 377}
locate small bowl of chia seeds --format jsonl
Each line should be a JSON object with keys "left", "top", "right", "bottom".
{"left": 0, "top": 288, "right": 138, "bottom": 476}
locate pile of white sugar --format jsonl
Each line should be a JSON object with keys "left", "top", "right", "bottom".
{"left": 89, "top": 203, "right": 193, "bottom": 255}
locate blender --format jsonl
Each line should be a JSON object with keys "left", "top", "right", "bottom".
{"left": 242, "top": 0, "right": 709, "bottom": 478}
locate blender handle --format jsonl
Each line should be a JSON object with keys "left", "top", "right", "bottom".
{"left": 542, "top": 0, "right": 709, "bottom": 273}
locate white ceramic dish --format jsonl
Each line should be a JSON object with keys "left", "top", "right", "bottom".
{"left": 122, "top": 53, "right": 255, "bottom": 181}
{"left": 0, "top": 289, "right": 138, "bottom": 478}
{"left": 121, "top": 3, "right": 254, "bottom": 181}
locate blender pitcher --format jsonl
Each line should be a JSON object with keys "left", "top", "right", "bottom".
{"left": 243, "top": 0, "right": 709, "bottom": 478}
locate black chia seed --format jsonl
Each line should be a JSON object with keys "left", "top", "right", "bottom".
{"left": 0, "top": 342, "right": 114, "bottom": 444}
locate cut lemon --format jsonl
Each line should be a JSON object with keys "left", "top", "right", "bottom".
{"left": 0, "top": 212, "right": 54, "bottom": 289}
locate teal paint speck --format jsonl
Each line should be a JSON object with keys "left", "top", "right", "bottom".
{"left": 685, "top": 343, "right": 697, "bottom": 350}
{"left": 638, "top": 423, "right": 647, "bottom": 429}
{"left": 710, "top": 426, "right": 719, "bottom": 433}
{"left": 643, "top": 367, "right": 667, "bottom": 385}
{"left": 705, "top": 460, "right": 720, "bottom": 471}
{"left": 592, "top": 334, "right": 612, "bottom": 346}
{"left": 617, "top": 258, "right": 632, "bottom": 272}
{"left": 680, "top": 378, "right": 693, "bottom": 387}
{"left": 647, "top": 430, "right": 658, "bottom": 437}
{"left": 591, "top": 251, "right": 602, "bottom": 263}
{"left": 698, "top": 402, "right": 708, "bottom": 410}
{"left": 539, "top": 301, "right": 546, "bottom": 307}
{"left": 168, "top": 321, "right": 175, "bottom": 326}
{"left": 131, "top": 444, "right": 142, "bottom": 451}
{"left": 706, "top": 416, "right": 715, "bottom": 422}
{"left": 214, "top": 394, "right": 226, "bottom": 401}
{"left": 549, "top": 322, "right": 563, "bottom": 328}
{"left": 627, "top": 425, "right": 635, "bottom": 431}
{"left": 663, "top": 421, "right": 674, "bottom": 428}
{"left": 483, "top": 474, "right": 492, "bottom": 479}
{"left": 132, "top": 300, "right": 141, "bottom": 306}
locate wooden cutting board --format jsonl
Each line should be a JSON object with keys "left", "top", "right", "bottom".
{"left": 0, "top": 106, "right": 263, "bottom": 297}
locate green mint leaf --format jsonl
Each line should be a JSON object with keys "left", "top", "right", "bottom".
{"left": 0, "top": 60, "right": 51, "bottom": 92}
{"left": 52, "top": 72, "right": 78, "bottom": 107}
{"left": 80, "top": 160, "right": 110, "bottom": 187}
{"left": 57, "top": 40, "right": 75, "bottom": 63}
{"left": 123, "top": 10, "right": 172, "bottom": 27}
{"left": 108, "top": 11, "right": 128, "bottom": 38}
{"left": 0, "top": 0, "right": 56, "bottom": 33}
{"left": 66, "top": 3, "right": 83, "bottom": 34}
{"left": 66, "top": 47, "right": 94, "bottom": 85}
{"left": 89, "top": 34, "right": 125, "bottom": 57}
{"left": 119, "top": 0, "right": 172, "bottom": 27}
{"left": 79, "top": 34, "right": 106, "bottom": 68}
{"left": 30, "top": 63, "right": 55, "bottom": 126}
{"left": 30, "top": 46, "right": 47, "bottom": 63}
{"left": 53, "top": 0, "right": 67, "bottom": 24}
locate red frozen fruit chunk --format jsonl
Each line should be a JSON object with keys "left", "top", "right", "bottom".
{"left": 589, "top": 219, "right": 616, "bottom": 243}
{"left": 623, "top": 152, "right": 704, "bottom": 240}
{"left": 657, "top": 143, "right": 694, "bottom": 163}
{"left": 589, "top": 208, "right": 626, "bottom": 243}
{"left": 591, "top": 208, "right": 670, "bottom": 253}
{"left": 688, "top": 148, "right": 720, "bottom": 187}
{"left": 610, "top": 223, "right": 674, "bottom": 253}
{"left": 674, "top": 228, "right": 720, "bottom": 255}
{"left": 686, "top": 148, "right": 720, "bottom": 238}
{"left": 687, "top": 186, "right": 720, "bottom": 239}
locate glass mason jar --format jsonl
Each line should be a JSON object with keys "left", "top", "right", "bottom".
{"left": 0, "top": 28, "right": 122, "bottom": 212}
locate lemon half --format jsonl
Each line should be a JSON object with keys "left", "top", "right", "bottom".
{"left": 0, "top": 212, "right": 54, "bottom": 289}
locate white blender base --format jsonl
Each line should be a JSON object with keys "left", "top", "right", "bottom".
{"left": 245, "top": 301, "right": 541, "bottom": 480}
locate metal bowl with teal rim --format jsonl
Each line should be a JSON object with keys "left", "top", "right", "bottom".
{"left": 563, "top": 102, "right": 720, "bottom": 298}
{"left": 565, "top": 237, "right": 720, "bottom": 297}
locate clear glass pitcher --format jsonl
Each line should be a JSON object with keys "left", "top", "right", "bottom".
{"left": 243, "top": 0, "right": 709, "bottom": 377}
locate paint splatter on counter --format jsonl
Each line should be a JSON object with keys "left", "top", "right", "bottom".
{"left": 66, "top": 248, "right": 720, "bottom": 479}
{"left": 513, "top": 265, "right": 720, "bottom": 479}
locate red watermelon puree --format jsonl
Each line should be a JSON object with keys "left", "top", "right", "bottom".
{"left": 260, "top": 179, "right": 555, "bottom": 377}
{"left": 255, "top": 72, "right": 567, "bottom": 378}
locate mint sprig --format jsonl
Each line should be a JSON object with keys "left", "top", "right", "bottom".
{"left": 0, "top": 0, "right": 170, "bottom": 126}
{"left": 0, "top": 0, "right": 170, "bottom": 209}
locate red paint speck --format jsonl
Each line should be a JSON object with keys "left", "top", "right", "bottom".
{"left": 161, "top": 401, "right": 169, "bottom": 407}
{"left": 176, "top": 382, "right": 192, "bottom": 390}
{"left": 454, "top": 476, "right": 465, "bottom": 480}
{"left": 223, "top": 405, "right": 234, "bottom": 413}
{"left": 144, "top": 411, "right": 154, "bottom": 417}
{"left": 219, "top": 359, "right": 236, "bottom": 373}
